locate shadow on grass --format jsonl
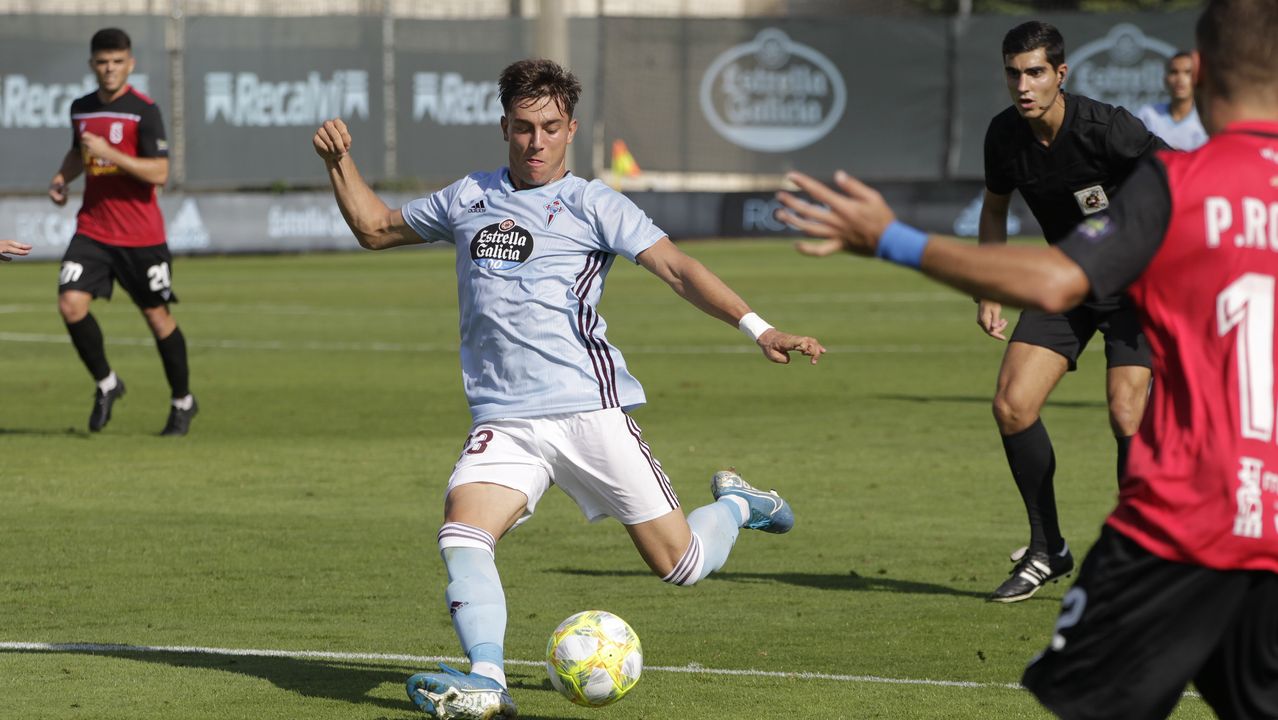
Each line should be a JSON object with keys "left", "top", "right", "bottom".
{"left": 871, "top": 393, "right": 1106, "bottom": 410}
{"left": 6, "top": 648, "right": 411, "bottom": 713}
{"left": 1, "top": 647, "right": 572, "bottom": 719}
{"left": 0, "top": 426, "right": 91, "bottom": 438}
{"left": 554, "top": 568, "right": 989, "bottom": 600}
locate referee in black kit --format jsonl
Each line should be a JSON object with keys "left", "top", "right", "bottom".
{"left": 973, "top": 21, "right": 1169, "bottom": 603}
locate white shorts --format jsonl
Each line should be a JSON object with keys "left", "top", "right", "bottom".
{"left": 446, "top": 408, "right": 681, "bottom": 526}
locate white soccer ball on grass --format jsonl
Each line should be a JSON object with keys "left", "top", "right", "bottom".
{"left": 545, "top": 610, "right": 643, "bottom": 707}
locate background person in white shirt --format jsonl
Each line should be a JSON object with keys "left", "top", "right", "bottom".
{"left": 1135, "top": 51, "right": 1208, "bottom": 150}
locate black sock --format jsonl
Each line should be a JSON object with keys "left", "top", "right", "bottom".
{"left": 155, "top": 326, "right": 190, "bottom": 398}
{"left": 1001, "top": 418, "right": 1063, "bottom": 556}
{"left": 1116, "top": 434, "right": 1133, "bottom": 486}
{"left": 65, "top": 314, "right": 111, "bottom": 381}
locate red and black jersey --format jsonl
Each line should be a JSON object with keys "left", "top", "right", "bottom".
{"left": 1057, "top": 120, "right": 1278, "bottom": 573}
{"left": 69, "top": 85, "right": 168, "bottom": 247}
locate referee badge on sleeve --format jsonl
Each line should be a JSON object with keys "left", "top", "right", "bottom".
{"left": 1074, "top": 185, "right": 1109, "bottom": 215}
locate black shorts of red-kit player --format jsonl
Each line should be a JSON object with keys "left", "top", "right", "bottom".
{"left": 1023, "top": 526, "right": 1278, "bottom": 720}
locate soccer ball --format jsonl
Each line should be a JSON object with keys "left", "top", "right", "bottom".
{"left": 545, "top": 610, "right": 643, "bottom": 707}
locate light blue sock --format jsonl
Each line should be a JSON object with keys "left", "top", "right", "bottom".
{"left": 442, "top": 547, "right": 506, "bottom": 683}
{"left": 683, "top": 498, "right": 742, "bottom": 583}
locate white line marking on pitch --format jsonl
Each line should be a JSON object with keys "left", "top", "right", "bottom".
{"left": 0, "top": 293, "right": 962, "bottom": 317}
{"left": 0, "top": 641, "right": 1022, "bottom": 691}
{"left": 0, "top": 332, "right": 993, "bottom": 356}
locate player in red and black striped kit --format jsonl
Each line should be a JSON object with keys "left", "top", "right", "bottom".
{"left": 780, "top": 0, "right": 1278, "bottom": 715}
{"left": 49, "top": 28, "right": 197, "bottom": 436}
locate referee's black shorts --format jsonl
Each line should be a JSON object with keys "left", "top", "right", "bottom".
{"left": 1010, "top": 296, "right": 1150, "bottom": 371}
{"left": 1023, "top": 525, "right": 1278, "bottom": 720}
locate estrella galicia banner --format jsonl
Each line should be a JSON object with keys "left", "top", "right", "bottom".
{"left": 698, "top": 27, "right": 846, "bottom": 154}
{"left": 601, "top": 17, "right": 948, "bottom": 178}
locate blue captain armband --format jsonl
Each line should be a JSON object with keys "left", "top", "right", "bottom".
{"left": 875, "top": 221, "right": 929, "bottom": 269}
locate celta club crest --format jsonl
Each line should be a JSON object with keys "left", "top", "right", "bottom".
{"left": 545, "top": 199, "right": 564, "bottom": 226}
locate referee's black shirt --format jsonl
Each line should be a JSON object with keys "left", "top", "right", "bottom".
{"left": 984, "top": 92, "right": 1169, "bottom": 245}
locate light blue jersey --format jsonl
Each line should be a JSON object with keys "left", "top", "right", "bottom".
{"left": 1135, "top": 102, "right": 1208, "bottom": 151}
{"left": 402, "top": 169, "right": 665, "bottom": 423}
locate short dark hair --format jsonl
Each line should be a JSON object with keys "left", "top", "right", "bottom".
{"left": 1166, "top": 50, "right": 1193, "bottom": 69}
{"left": 1196, "top": 0, "right": 1278, "bottom": 102}
{"left": 1002, "top": 21, "right": 1065, "bottom": 69}
{"left": 498, "top": 59, "right": 582, "bottom": 118}
{"left": 91, "top": 28, "right": 132, "bottom": 54}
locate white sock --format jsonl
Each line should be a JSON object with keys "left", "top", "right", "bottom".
{"left": 722, "top": 495, "right": 750, "bottom": 527}
{"left": 470, "top": 661, "right": 506, "bottom": 688}
{"left": 96, "top": 372, "right": 118, "bottom": 394}
{"left": 172, "top": 394, "right": 194, "bottom": 410}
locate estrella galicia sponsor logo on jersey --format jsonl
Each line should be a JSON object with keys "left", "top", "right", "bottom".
{"left": 1074, "top": 185, "right": 1110, "bottom": 215}
{"left": 471, "top": 218, "right": 534, "bottom": 270}
{"left": 699, "top": 28, "right": 846, "bottom": 153}
{"left": 412, "top": 72, "right": 502, "bottom": 126}
{"left": 1067, "top": 24, "right": 1177, "bottom": 112}
{"left": 204, "top": 70, "right": 369, "bottom": 127}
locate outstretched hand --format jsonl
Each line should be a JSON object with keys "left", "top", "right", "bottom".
{"left": 776, "top": 170, "right": 896, "bottom": 257}
{"left": 313, "top": 118, "right": 352, "bottom": 162}
{"left": 1, "top": 239, "right": 32, "bottom": 262}
{"left": 757, "top": 328, "right": 826, "bottom": 365}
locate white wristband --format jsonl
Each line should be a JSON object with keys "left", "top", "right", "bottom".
{"left": 737, "top": 312, "right": 774, "bottom": 342}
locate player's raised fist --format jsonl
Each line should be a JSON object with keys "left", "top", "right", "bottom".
{"left": 313, "top": 118, "right": 352, "bottom": 162}
{"left": 80, "top": 131, "right": 111, "bottom": 159}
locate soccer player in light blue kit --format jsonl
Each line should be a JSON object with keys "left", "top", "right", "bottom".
{"left": 312, "top": 58, "right": 825, "bottom": 720}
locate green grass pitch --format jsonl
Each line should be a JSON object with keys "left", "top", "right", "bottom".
{"left": 0, "top": 240, "right": 1211, "bottom": 719}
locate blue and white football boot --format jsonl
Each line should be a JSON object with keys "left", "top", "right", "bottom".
{"left": 711, "top": 469, "right": 795, "bottom": 534}
{"left": 406, "top": 664, "right": 518, "bottom": 720}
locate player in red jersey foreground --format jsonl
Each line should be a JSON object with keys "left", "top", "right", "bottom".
{"left": 777, "top": 0, "right": 1278, "bottom": 716}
